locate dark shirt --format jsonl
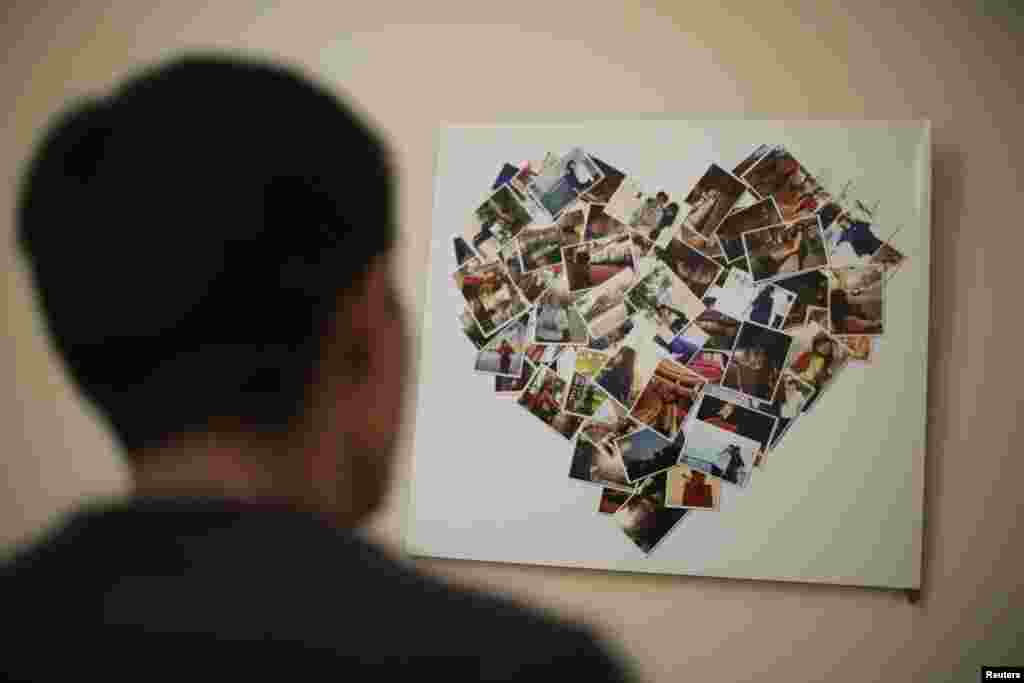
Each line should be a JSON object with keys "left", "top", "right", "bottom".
{"left": 2, "top": 497, "right": 636, "bottom": 681}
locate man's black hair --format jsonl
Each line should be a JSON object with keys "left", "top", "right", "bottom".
{"left": 15, "top": 53, "right": 396, "bottom": 458}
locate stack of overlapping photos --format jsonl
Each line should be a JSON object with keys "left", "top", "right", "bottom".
{"left": 452, "top": 145, "right": 908, "bottom": 556}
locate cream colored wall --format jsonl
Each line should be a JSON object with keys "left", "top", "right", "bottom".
{"left": 1, "top": 2, "right": 1020, "bottom": 680}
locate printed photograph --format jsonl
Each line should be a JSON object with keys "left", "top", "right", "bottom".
{"left": 517, "top": 365, "right": 583, "bottom": 440}
{"left": 588, "top": 315, "right": 635, "bottom": 356}
{"left": 565, "top": 371, "right": 613, "bottom": 418}
{"left": 625, "top": 259, "right": 706, "bottom": 347}
{"left": 629, "top": 359, "right": 706, "bottom": 440}
{"left": 702, "top": 266, "right": 758, "bottom": 320}
{"left": 458, "top": 305, "right": 488, "bottom": 350}
{"left": 526, "top": 147, "right": 604, "bottom": 219}
{"left": 581, "top": 156, "right": 626, "bottom": 203}
{"left": 665, "top": 463, "right": 721, "bottom": 511}
{"left": 823, "top": 213, "right": 889, "bottom": 267}
{"left": 495, "top": 359, "right": 534, "bottom": 396}
{"left": 653, "top": 237, "right": 724, "bottom": 300}
{"left": 499, "top": 239, "right": 524, "bottom": 283}
{"left": 693, "top": 392, "right": 778, "bottom": 458}
{"left": 612, "top": 485, "right": 689, "bottom": 555}
{"left": 580, "top": 400, "right": 640, "bottom": 447}
{"left": 463, "top": 185, "right": 535, "bottom": 261}
{"left": 682, "top": 163, "right": 748, "bottom": 237}
{"left": 838, "top": 334, "right": 874, "bottom": 364}
{"left": 474, "top": 311, "right": 530, "bottom": 377}
{"left": 568, "top": 434, "right": 632, "bottom": 491}
{"left": 593, "top": 316, "right": 661, "bottom": 411}
{"left": 517, "top": 222, "right": 569, "bottom": 272}
{"left": 574, "top": 267, "right": 636, "bottom": 340}
{"left": 555, "top": 203, "right": 588, "bottom": 246}
{"left": 533, "top": 275, "right": 590, "bottom": 345}
{"left": 679, "top": 419, "right": 760, "bottom": 488}
{"left": 525, "top": 342, "right": 564, "bottom": 370}
{"left": 691, "top": 309, "right": 741, "bottom": 351}
{"left": 605, "top": 181, "right": 681, "bottom": 243}
{"left": 598, "top": 487, "right": 632, "bottom": 515}
{"left": 613, "top": 426, "right": 684, "bottom": 482}
{"left": 453, "top": 235, "right": 480, "bottom": 269}
{"left": 786, "top": 322, "right": 850, "bottom": 390}
{"left": 630, "top": 230, "right": 656, "bottom": 258}
{"left": 740, "top": 146, "right": 815, "bottom": 203}
{"left": 515, "top": 263, "right": 562, "bottom": 304}
{"left": 677, "top": 225, "right": 725, "bottom": 260}
{"left": 742, "top": 216, "right": 828, "bottom": 281}
{"left": 828, "top": 265, "right": 884, "bottom": 336}
{"left": 732, "top": 144, "right": 773, "bottom": 177}
{"left": 747, "top": 283, "right": 796, "bottom": 329}
{"left": 772, "top": 269, "right": 829, "bottom": 332}
{"left": 656, "top": 324, "right": 708, "bottom": 365}
{"left": 583, "top": 203, "right": 630, "bottom": 242}
{"left": 508, "top": 160, "right": 542, "bottom": 201}
{"left": 722, "top": 321, "right": 794, "bottom": 402}
{"left": 564, "top": 233, "right": 636, "bottom": 292}
{"left": 453, "top": 259, "right": 529, "bottom": 337}
{"left": 714, "top": 197, "right": 784, "bottom": 261}
{"left": 804, "top": 305, "right": 829, "bottom": 327}
{"left": 686, "top": 349, "right": 730, "bottom": 383}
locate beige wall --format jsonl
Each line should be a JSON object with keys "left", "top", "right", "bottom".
{"left": 2, "top": 2, "right": 1020, "bottom": 680}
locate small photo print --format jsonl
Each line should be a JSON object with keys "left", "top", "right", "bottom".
{"left": 613, "top": 426, "right": 683, "bottom": 483}
{"left": 516, "top": 263, "right": 563, "bottom": 304}
{"left": 565, "top": 372, "right": 614, "bottom": 418}
{"left": 517, "top": 365, "right": 583, "bottom": 440}
{"left": 625, "top": 258, "right": 706, "bottom": 345}
{"left": 598, "top": 487, "right": 632, "bottom": 515}
{"left": 474, "top": 311, "right": 530, "bottom": 377}
{"left": 593, "top": 316, "right": 662, "bottom": 411}
{"left": 568, "top": 433, "right": 632, "bottom": 491}
{"left": 837, "top": 334, "right": 874, "bottom": 363}
{"left": 679, "top": 419, "right": 760, "bottom": 488}
{"left": 574, "top": 267, "right": 636, "bottom": 340}
{"left": 527, "top": 147, "right": 604, "bottom": 219}
{"left": 747, "top": 283, "right": 797, "bottom": 329}
{"left": 583, "top": 203, "right": 630, "bottom": 242}
{"left": 702, "top": 266, "right": 758, "bottom": 320}
{"left": 682, "top": 164, "right": 748, "bottom": 237}
{"left": 612, "top": 486, "right": 689, "bottom": 556}
{"left": 665, "top": 463, "right": 721, "bottom": 511}
{"left": 605, "top": 181, "right": 681, "bottom": 243}
{"left": 533, "top": 275, "right": 590, "bottom": 345}
{"left": 580, "top": 400, "right": 641, "bottom": 447}
{"left": 656, "top": 324, "right": 708, "bottom": 365}
{"left": 693, "top": 391, "right": 778, "bottom": 455}
{"left": 453, "top": 259, "right": 529, "bottom": 338}
{"left": 804, "top": 305, "right": 829, "bottom": 327}
{"left": 732, "top": 144, "right": 774, "bottom": 178}
{"left": 458, "top": 306, "right": 489, "bottom": 350}
{"left": 740, "top": 146, "right": 811, "bottom": 202}
{"left": 742, "top": 216, "right": 828, "bottom": 282}
{"left": 828, "top": 265, "right": 884, "bottom": 336}
{"left": 714, "top": 197, "right": 784, "bottom": 261}
{"left": 464, "top": 185, "right": 535, "bottom": 261}
{"left": 499, "top": 239, "right": 524, "bottom": 282}
{"left": 786, "top": 322, "right": 850, "bottom": 390}
{"left": 753, "top": 370, "right": 815, "bottom": 459}
{"left": 453, "top": 235, "right": 480, "bottom": 269}
{"left": 495, "top": 358, "right": 535, "bottom": 396}
{"left": 630, "top": 359, "right": 706, "bottom": 440}
{"left": 691, "top": 309, "right": 742, "bottom": 352}
{"left": 677, "top": 225, "right": 724, "bottom": 260}
{"left": 554, "top": 203, "right": 588, "bottom": 247}
{"left": 588, "top": 315, "right": 636, "bottom": 356}
{"left": 686, "top": 349, "right": 731, "bottom": 383}
{"left": 581, "top": 156, "right": 626, "bottom": 204}
{"left": 823, "top": 213, "right": 889, "bottom": 267}
{"left": 525, "top": 343, "right": 564, "bottom": 372}
{"left": 517, "top": 222, "right": 569, "bottom": 272}
{"left": 564, "top": 233, "right": 636, "bottom": 292}
{"left": 722, "top": 321, "right": 794, "bottom": 403}
{"left": 653, "top": 237, "right": 724, "bottom": 300}
{"left": 772, "top": 269, "right": 830, "bottom": 332}
{"left": 630, "top": 230, "right": 656, "bottom": 258}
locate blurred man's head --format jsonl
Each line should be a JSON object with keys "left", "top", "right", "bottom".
{"left": 16, "top": 54, "right": 406, "bottom": 526}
